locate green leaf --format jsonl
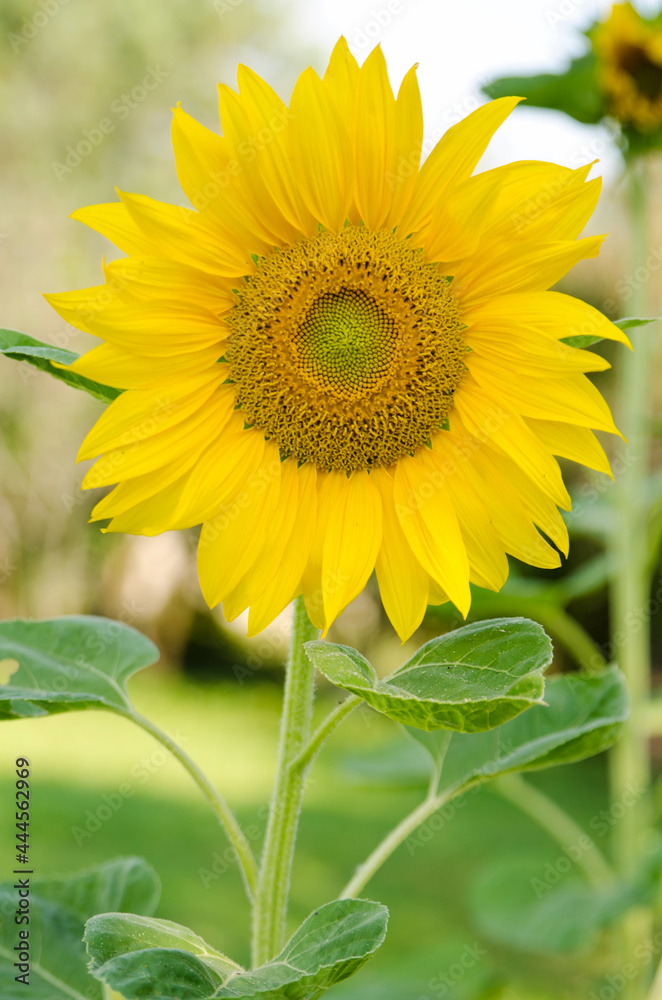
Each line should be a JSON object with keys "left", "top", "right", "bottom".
{"left": 86, "top": 899, "right": 389, "bottom": 1000}
{"left": 562, "top": 316, "right": 659, "bottom": 349}
{"left": 0, "top": 328, "right": 122, "bottom": 402}
{"left": 613, "top": 316, "right": 660, "bottom": 332}
{"left": 470, "top": 856, "right": 635, "bottom": 954}
{"left": 435, "top": 668, "right": 628, "bottom": 797}
{"left": 0, "top": 616, "right": 159, "bottom": 719}
{"left": 305, "top": 619, "right": 551, "bottom": 734}
{"left": 482, "top": 54, "right": 605, "bottom": 125}
{"left": 560, "top": 334, "right": 605, "bottom": 349}
{"left": 0, "top": 857, "right": 159, "bottom": 1000}
{"left": 86, "top": 914, "right": 241, "bottom": 997}
{"left": 34, "top": 856, "right": 161, "bottom": 922}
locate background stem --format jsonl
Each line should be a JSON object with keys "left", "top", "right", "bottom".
{"left": 251, "top": 597, "right": 318, "bottom": 967}
{"left": 494, "top": 774, "right": 614, "bottom": 887}
{"left": 608, "top": 158, "right": 656, "bottom": 999}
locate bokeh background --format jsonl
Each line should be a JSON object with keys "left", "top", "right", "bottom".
{"left": 1, "top": 1, "right": 662, "bottom": 997}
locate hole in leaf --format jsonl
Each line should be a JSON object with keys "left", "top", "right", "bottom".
{"left": 0, "top": 658, "right": 19, "bottom": 684}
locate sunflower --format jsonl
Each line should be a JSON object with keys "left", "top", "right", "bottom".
{"left": 47, "top": 38, "right": 627, "bottom": 641}
{"left": 593, "top": 3, "right": 662, "bottom": 131}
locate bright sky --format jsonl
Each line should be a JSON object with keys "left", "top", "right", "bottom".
{"left": 288, "top": 0, "right": 661, "bottom": 182}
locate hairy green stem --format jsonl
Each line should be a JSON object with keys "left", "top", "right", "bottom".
{"left": 127, "top": 709, "right": 259, "bottom": 900}
{"left": 494, "top": 774, "right": 614, "bottom": 887}
{"left": 290, "top": 695, "right": 361, "bottom": 773}
{"left": 339, "top": 787, "right": 453, "bottom": 899}
{"left": 608, "top": 159, "right": 656, "bottom": 998}
{"left": 251, "top": 597, "right": 319, "bottom": 966}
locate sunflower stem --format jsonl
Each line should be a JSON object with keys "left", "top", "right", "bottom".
{"left": 127, "top": 709, "right": 258, "bottom": 900}
{"left": 289, "top": 694, "right": 361, "bottom": 774}
{"left": 251, "top": 597, "right": 318, "bottom": 967}
{"left": 339, "top": 786, "right": 454, "bottom": 900}
{"left": 608, "top": 157, "right": 657, "bottom": 999}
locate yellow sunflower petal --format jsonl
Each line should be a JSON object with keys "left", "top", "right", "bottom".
{"left": 372, "top": 467, "right": 429, "bottom": 642}
{"left": 77, "top": 373, "right": 224, "bottom": 460}
{"left": 479, "top": 161, "right": 601, "bottom": 244}
{"left": 454, "top": 377, "right": 571, "bottom": 509}
{"left": 119, "top": 190, "right": 249, "bottom": 276}
{"left": 421, "top": 170, "right": 503, "bottom": 262}
{"left": 197, "top": 442, "right": 282, "bottom": 609}
{"left": 462, "top": 441, "right": 562, "bottom": 569}
{"left": 90, "top": 450, "right": 205, "bottom": 523}
{"left": 486, "top": 448, "right": 569, "bottom": 556}
{"left": 248, "top": 464, "right": 318, "bottom": 636}
{"left": 166, "top": 418, "right": 266, "bottom": 530}
{"left": 320, "top": 470, "right": 383, "bottom": 629}
{"left": 106, "top": 416, "right": 265, "bottom": 534}
{"left": 67, "top": 343, "right": 222, "bottom": 389}
{"left": 82, "top": 387, "right": 235, "bottom": 487}
{"left": 468, "top": 355, "right": 620, "bottom": 434}
{"left": 526, "top": 418, "right": 612, "bottom": 476}
{"left": 353, "top": 46, "right": 397, "bottom": 230}
{"left": 212, "top": 92, "right": 301, "bottom": 245}
{"left": 323, "top": 36, "right": 360, "bottom": 117}
{"left": 45, "top": 286, "right": 117, "bottom": 335}
{"left": 70, "top": 202, "right": 154, "bottom": 257}
{"left": 289, "top": 67, "right": 354, "bottom": 231}
{"left": 236, "top": 64, "right": 317, "bottom": 236}
{"left": 454, "top": 236, "right": 605, "bottom": 307}
{"left": 222, "top": 457, "right": 300, "bottom": 621}
{"left": 398, "top": 96, "right": 522, "bottom": 235}
{"left": 393, "top": 451, "right": 471, "bottom": 616}
{"left": 465, "top": 322, "right": 610, "bottom": 375}
{"left": 103, "top": 256, "right": 235, "bottom": 313}
{"left": 430, "top": 436, "right": 509, "bottom": 591}
{"left": 172, "top": 105, "right": 281, "bottom": 248}
{"left": 463, "top": 290, "right": 631, "bottom": 347}
{"left": 79, "top": 301, "right": 227, "bottom": 357}
{"left": 384, "top": 66, "right": 424, "bottom": 230}
{"left": 427, "top": 580, "right": 450, "bottom": 606}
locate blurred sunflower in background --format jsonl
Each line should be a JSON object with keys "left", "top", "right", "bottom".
{"left": 46, "top": 38, "right": 626, "bottom": 641}
{"left": 484, "top": 2, "right": 662, "bottom": 155}
{"left": 593, "top": 2, "right": 662, "bottom": 132}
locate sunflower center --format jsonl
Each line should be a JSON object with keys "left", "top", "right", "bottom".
{"left": 294, "top": 288, "right": 397, "bottom": 397}
{"left": 225, "top": 226, "right": 467, "bottom": 473}
{"left": 618, "top": 42, "right": 662, "bottom": 100}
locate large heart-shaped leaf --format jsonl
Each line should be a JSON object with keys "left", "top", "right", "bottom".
{"left": 0, "top": 858, "right": 159, "bottom": 1000}
{"left": 470, "top": 856, "right": 632, "bottom": 955}
{"left": 86, "top": 898, "right": 389, "bottom": 1000}
{"left": 470, "top": 847, "right": 662, "bottom": 955}
{"left": 0, "top": 329, "right": 121, "bottom": 402}
{"left": 0, "top": 616, "right": 159, "bottom": 719}
{"left": 418, "top": 668, "right": 629, "bottom": 796}
{"left": 306, "top": 619, "right": 551, "bottom": 734}
{"left": 33, "top": 856, "right": 161, "bottom": 921}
